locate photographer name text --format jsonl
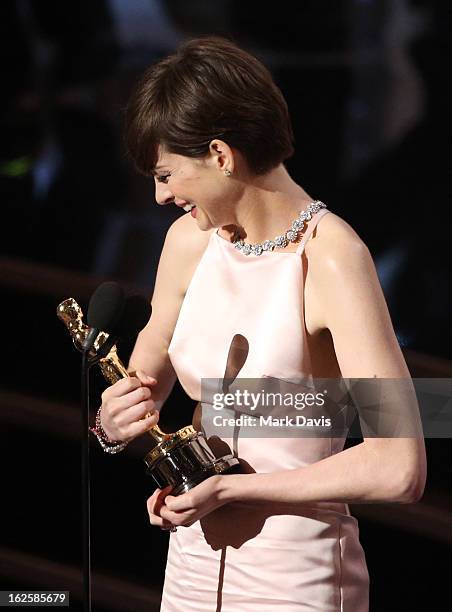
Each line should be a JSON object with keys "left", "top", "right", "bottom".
{"left": 212, "top": 415, "right": 332, "bottom": 428}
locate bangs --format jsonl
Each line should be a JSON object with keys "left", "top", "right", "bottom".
{"left": 124, "top": 94, "right": 166, "bottom": 176}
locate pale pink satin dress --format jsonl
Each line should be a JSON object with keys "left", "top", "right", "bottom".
{"left": 163, "top": 208, "right": 370, "bottom": 611}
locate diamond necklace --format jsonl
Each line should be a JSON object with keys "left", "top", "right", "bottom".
{"left": 231, "top": 200, "right": 327, "bottom": 256}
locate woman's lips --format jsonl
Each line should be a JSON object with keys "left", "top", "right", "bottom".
{"left": 180, "top": 203, "right": 197, "bottom": 217}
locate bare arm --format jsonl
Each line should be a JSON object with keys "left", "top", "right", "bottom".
{"left": 128, "top": 212, "right": 211, "bottom": 408}
{"left": 101, "top": 213, "right": 201, "bottom": 440}
{"left": 126, "top": 222, "right": 184, "bottom": 410}
{"left": 220, "top": 218, "right": 427, "bottom": 506}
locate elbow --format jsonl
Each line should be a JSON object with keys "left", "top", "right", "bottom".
{"left": 396, "top": 480, "right": 425, "bottom": 504}
{"left": 391, "top": 469, "right": 426, "bottom": 504}
{"left": 368, "top": 439, "right": 427, "bottom": 504}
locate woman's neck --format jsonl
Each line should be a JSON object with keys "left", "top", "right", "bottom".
{"left": 222, "top": 165, "right": 314, "bottom": 244}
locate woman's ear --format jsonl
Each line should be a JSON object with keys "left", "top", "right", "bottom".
{"left": 208, "top": 139, "right": 235, "bottom": 175}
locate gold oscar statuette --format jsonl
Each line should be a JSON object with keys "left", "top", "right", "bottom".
{"left": 57, "top": 298, "right": 239, "bottom": 495}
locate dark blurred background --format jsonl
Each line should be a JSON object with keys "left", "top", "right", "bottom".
{"left": 1, "top": 1, "right": 451, "bottom": 610}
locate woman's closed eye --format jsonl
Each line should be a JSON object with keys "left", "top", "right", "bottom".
{"left": 156, "top": 174, "right": 171, "bottom": 184}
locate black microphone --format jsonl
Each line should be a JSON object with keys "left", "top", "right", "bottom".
{"left": 96, "top": 294, "right": 151, "bottom": 359}
{"left": 82, "top": 281, "right": 125, "bottom": 352}
{"left": 113, "top": 294, "right": 151, "bottom": 339}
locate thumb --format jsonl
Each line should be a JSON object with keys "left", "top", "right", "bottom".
{"left": 135, "top": 370, "right": 158, "bottom": 386}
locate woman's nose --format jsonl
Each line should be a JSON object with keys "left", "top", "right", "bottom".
{"left": 155, "top": 183, "right": 174, "bottom": 206}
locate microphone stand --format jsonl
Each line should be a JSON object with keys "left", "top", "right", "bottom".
{"left": 80, "top": 340, "right": 116, "bottom": 611}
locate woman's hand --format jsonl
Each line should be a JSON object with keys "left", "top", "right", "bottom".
{"left": 147, "top": 476, "right": 227, "bottom": 529}
{"left": 99, "top": 370, "right": 160, "bottom": 442}
{"left": 146, "top": 485, "right": 177, "bottom": 530}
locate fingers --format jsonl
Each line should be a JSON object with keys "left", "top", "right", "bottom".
{"left": 108, "top": 386, "right": 153, "bottom": 415}
{"left": 101, "top": 373, "right": 157, "bottom": 407}
{"left": 100, "top": 373, "right": 160, "bottom": 441}
{"left": 147, "top": 488, "right": 198, "bottom": 530}
{"left": 112, "top": 403, "right": 160, "bottom": 440}
{"left": 147, "top": 486, "right": 175, "bottom": 529}
{"left": 164, "top": 493, "right": 191, "bottom": 513}
{"left": 126, "top": 410, "right": 160, "bottom": 438}
{"left": 117, "top": 399, "right": 156, "bottom": 423}
{"left": 101, "top": 376, "right": 142, "bottom": 401}
{"left": 159, "top": 503, "right": 196, "bottom": 527}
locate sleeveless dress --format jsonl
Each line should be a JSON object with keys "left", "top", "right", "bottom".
{"left": 163, "top": 208, "right": 370, "bottom": 611}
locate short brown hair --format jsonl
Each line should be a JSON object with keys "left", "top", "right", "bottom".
{"left": 125, "top": 36, "right": 294, "bottom": 176}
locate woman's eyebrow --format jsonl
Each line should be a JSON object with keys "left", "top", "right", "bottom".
{"left": 150, "top": 165, "right": 168, "bottom": 176}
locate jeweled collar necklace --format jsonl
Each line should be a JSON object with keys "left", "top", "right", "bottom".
{"left": 230, "top": 200, "right": 327, "bottom": 256}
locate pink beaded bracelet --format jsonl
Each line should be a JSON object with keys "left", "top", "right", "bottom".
{"left": 89, "top": 406, "right": 129, "bottom": 454}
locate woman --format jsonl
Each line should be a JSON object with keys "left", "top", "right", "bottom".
{"left": 98, "top": 36, "right": 427, "bottom": 611}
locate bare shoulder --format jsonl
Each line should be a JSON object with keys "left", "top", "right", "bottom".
{"left": 305, "top": 210, "right": 372, "bottom": 274}
{"left": 304, "top": 211, "right": 413, "bottom": 380}
{"left": 167, "top": 210, "right": 212, "bottom": 248}
{"left": 166, "top": 211, "right": 213, "bottom": 263}
{"left": 143, "top": 213, "right": 212, "bottom": 350}
{"left": 306, "top": 210, "right": 367, "bottom": 255}
{"left": 304, "top": 211, "right": 377, "bottom": 331}
{"left": 165, "top": 212, "right": 214, "bottom": 294}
